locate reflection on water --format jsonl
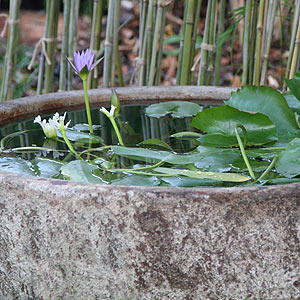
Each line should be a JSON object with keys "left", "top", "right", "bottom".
{"left": 0, "top": 104, "right": 197, "bottom": 157}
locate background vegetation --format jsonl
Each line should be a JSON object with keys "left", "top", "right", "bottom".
{"left": 0, "top": 0, "right": 299, "bottom": 101}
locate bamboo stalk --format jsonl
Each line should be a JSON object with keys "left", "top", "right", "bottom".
{"left": 206, "top": 0, "right": 217, "bottom": 85}
{"left": 138, "top": 0, "right": 154, "bottom": 86}
{"left": 67, "top": 0, "right": 80, "bottom": 90}
{"left": 286, "top": 0, "right": 300, "bottom": 79}
{"left": 189, "top": 0, "right": 202, "bottom": 85}
{"left": 59, "top": 0, "right": 71, "bottom": 91}
{"left": 176, "top": 0, "right": 188, "bottom": 84}
{"left": 242, "top": 0, "right": 252, "bottom": 85}
{"left": 197, "top": 0, "right": 213, "bottom": 85}
{"left": 155, "top": 3, "right": 168, "bottom": 85}
{"left": 0, "top": 0, "right": 21, "bottom": 102}
{"left": 214, "top": 0, "right": 226, "bottom": 85}
{"left": 253, "top": 0, "right": 265, "bottom": 85}
{"left": 44, "top": 0, "right": 60, "bottom": 94}
{"left": 110, "top": 0, "right": 121, "bottom": 87}
{"left": 116, "top": 47, "right": 124, "bottom": 87}
{"left": 248, "top": 0, "right": 258, "bottom": 85}
{"left": 88, "top": 0, "right": 104, "bottom": 89}
{"left": 145, "top": 0, "right": 156, "bottom": 83}
{"left": 139, "top": 0, "right": 148, "bottom": 54}
{"left": 137, "top": 0, "right": 148, "bottom": 85}
{"left": 260, "top": 0, "right": 279, "bottom": 85}
{"left": 103, "top": 0, "right": 114, "bottom": 87}
{"left": 289, "top": 18, "right": 300, "bottom": 79}
{"left": 37, "top": 0, "right": 50, "bottom": 95}
{"left": 148, "top": 0, "right": 164, "bottom": 85}
{"left": 179, "top": 0, "right": 195, "bottom": 85}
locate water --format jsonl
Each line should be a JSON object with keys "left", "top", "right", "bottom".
{"left": 0, "top": 105, "right": 196, "bottom": 152}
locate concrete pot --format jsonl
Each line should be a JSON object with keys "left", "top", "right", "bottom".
{"left": 0, "top": 86, "right": 299, "bottom": 300}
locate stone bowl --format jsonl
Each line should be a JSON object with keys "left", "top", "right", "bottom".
{"left": 0, "top": 86, "right": 299, "bottom": 300}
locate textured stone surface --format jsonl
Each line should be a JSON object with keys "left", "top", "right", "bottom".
{"left": 0, "top": 171, "right": 299, "bottom": 300}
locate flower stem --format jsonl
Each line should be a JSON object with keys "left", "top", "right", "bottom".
{"left": 83, "top": 78, "right": 94, "bottom": 134}
{"left": 235, "top": 125, "right": 255, "bottom": 180}
{"left": 256, "top": 156, "right": 278, "bottom": 182}
{"left": 109, "top": 116, "right": 124, "bottom": 146}
{"left": 60, "top": 128, "right": 77, "bottom": 156}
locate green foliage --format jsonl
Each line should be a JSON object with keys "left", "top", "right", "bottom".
{"left": 3, "top": 84, "right": 300, "bottom": 187}
{"left": 226, "top": 86, "right": 299, "bottom": 136}
{"left": 276, "top": 138, "right": 300, "bottom": 178}
{"left": 60, "top": 160, "right": 104, "bottom": 184}
{"left": 145, "top": 101, "right": 202, "bottom": 118}
{"left": 191, "top": 105, "right": 277, "bottom": 146}
{"left": 285, "top": 72, "right": 300, "bottom": 102}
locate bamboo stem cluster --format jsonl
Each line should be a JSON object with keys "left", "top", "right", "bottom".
{"left": 1, "top": 0, "right": 300, "bottom": 100}
{"left": 137, "top": 0, "right": 172, "bottom": 86}
{"left": 0, "top": 0, "right": 21, "bottom": 102}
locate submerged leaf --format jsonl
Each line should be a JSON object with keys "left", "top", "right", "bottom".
{"left": 145, "top": 101, "right": 202, "bottom": 118}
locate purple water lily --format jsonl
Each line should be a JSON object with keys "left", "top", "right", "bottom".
{"left": 66, "top": 49, "right": 103, "bottom": 79}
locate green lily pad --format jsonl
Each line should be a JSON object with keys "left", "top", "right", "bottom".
{"left": 195, "top": 146, "right": 241, "bottom": 172}
{"left": 191, "top": 105, "right": 277, "bottom": 146}
{"left": 154, "top": 167, "right": 251, "bottom": 182}
{"left": 111, "top": 175, "right": 160, "bottom": 186}
{"left": 0, "top": 156, "right": 35, "bottom": 176}
{"left": 138, "top": 138, "right": 173, "bottom": 151}
{"left": 145, "top": 101, "right": 202, "bottom": 118}
{"left": 285, "top": 72, "right": 300, "bottom": 102}
{"left": 275, "top": 138, "right": 300, "bottom": 178}
{"left": 226, "top": 86, "right": 299, "bottom": 136}
{"left": 111, "top": 146, "right": 208, "bottom": 165}
{"left": 60, "top": 160, "right": 104, "bottom": 183}
{"left": 58, "top": 129, "right": 103, "bottom": 144}
{"left": 161, "top": 176, "right": 222, "bottom": 187}
{"left": 33, "top": 157, "right": 64, "bottom": 178}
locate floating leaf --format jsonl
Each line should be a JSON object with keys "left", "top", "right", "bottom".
{"left": 195, "top": 146, "right": 241, "bottom": 172}
{"left": 60, "top": 160, "right": 104, "bottom": 183}
{"left": 171, "top": 131, "right": 202, "bottom": 138}
{"left": 268, "top": 177, "right": 300, "bottom": 185}
{"left": 94, "top": 157, "right": 114, "bottom": 169}
{"left": 111, "top": 175, "right": 160, "bottom": 186}
{"left": 154, "top": 167, "right": 251, "bottom": 182}
{"left": 226, "top": 86, "right": 299, "bottom": 136}
{"left": 161, "top": 176, "right": 222, "bottom": 187}
{"left": 138, "top": 138, "right": 173, "bottom": 151}
{"left": 191, "top": 105, "right": 277, "bottom": 146}
{"left": 33, "top": 158, "right": 64, "bottom": 178}
{"left": 72, "top": 124, "right": 103, "bottom": 132}
{"left": 58, "top": 129, "right": 103, "bottom": 144}
{"left": 275, "top": 138, "right": 300, "bottom": 178}
{"left": 145, "top": 101, "right": 202, "bottom": 118}
{"left": 112, "top": 146, "right": 208, "bottom": 165}
{"left": 246, "top": 148, "right": 281, "bottom": 160}
{"left": 285, "top": 72, "right": 300, "bottom": 102}
{"left": 0, "top": 156, "right": 35, "bottom": 176}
